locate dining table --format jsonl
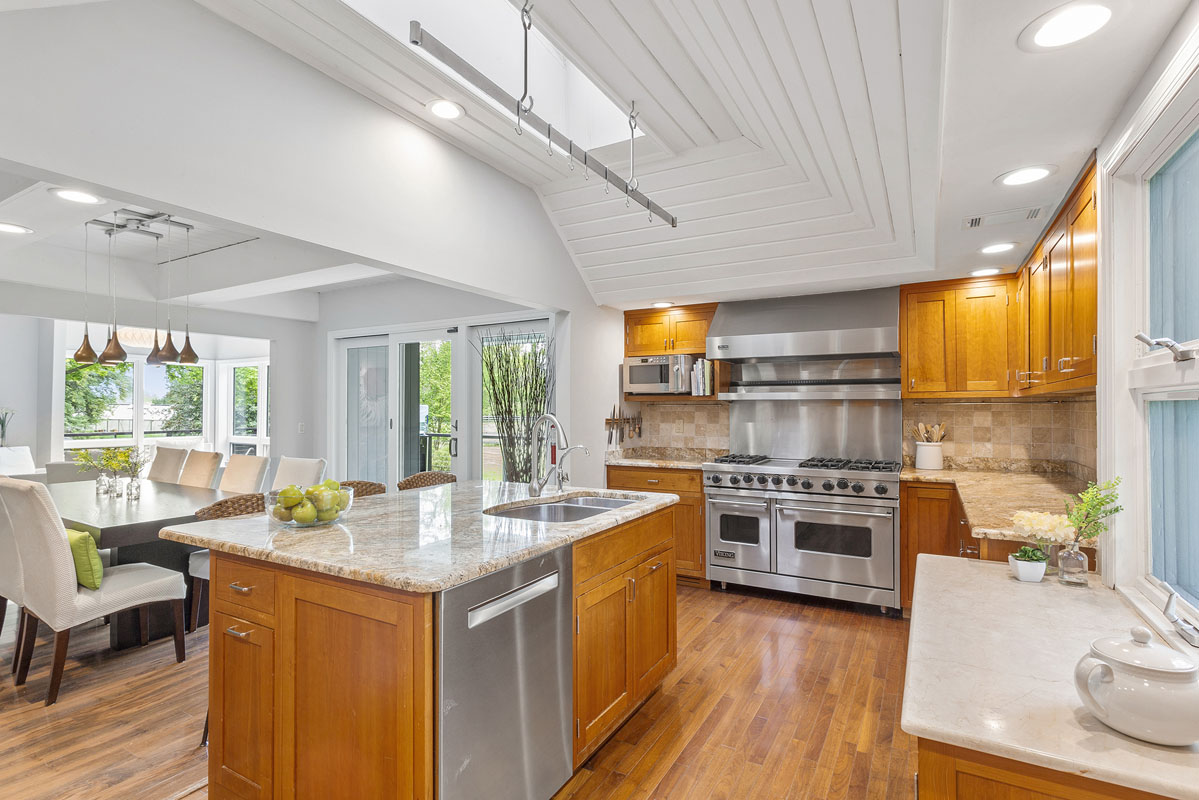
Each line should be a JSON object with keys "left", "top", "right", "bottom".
{"left": 47, "top": 479, "right": 236, "bottom": 650}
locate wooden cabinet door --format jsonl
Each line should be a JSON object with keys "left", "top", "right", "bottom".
{"left": 900, "top": 483, "right": 957, "bottom": 607}
{"left": 625, "top": 313, "right": 669, "bottom": 356}
{"left": 630, "top": 549, "right": 676, "bottom": 700}
{"left": 276, "top": 575, "right": 429, "bottom": 800}
{"left": 210, "top": 611, "right": 274, "bottom": 800}
{"left": 955, "top": 283, "right": 1008, "bottom": 393}
{"left": 1068, "top": 187, "right": 1098, "bottom": 379}
{"left": 672, "top": 492, "right": 706, "bottom": 579}
{"left": 668, "top": 306, "right": 715, "bottom": 353}
{"left": 574, "top": 572, "right": 633, "bottom": 759}
{"left": 1029, "top": 255, "right": 1051, "bottom": 387}
{"left": 1046, "top": 224, "right": 1072, "bottom": 384}
{"left": 905, "top": 289, "right": 957, "bottom": 393}
{"left": 1014, "top": 267, "right": 1031, "bottom": 391}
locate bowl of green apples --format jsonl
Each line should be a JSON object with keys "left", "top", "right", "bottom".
{"left": 269, "top": 480, "right": 353, "bottom": 527}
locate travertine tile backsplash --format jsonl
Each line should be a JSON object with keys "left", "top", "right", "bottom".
{"left": 903, "top": 394, "right": 1097, "bottom": 481}
{"left": 627, "top": 402, "right": 730, "bottom": 452}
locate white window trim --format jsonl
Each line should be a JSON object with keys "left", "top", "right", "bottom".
{"left": 1099, "top": 22, "right": 1199, "bottom": 651}
{"left": 221, "top": 359, "right": 271, "bottom": 458}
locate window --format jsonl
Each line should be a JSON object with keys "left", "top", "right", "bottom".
{"left": 1147, "top": 398, "right": 1199, "bottom": 604}
{"left": 144, "top": 363, "right": 205, "bottom": 441}
{"left": 226, "top": 361, "right": 269, "bottom": 457}
{"left": 64, "top": 359, "right": 133, "bottom": 442}
{"left": 1149, "top": 133, "right": 1199, "bottom": 344}
{"left": 233, "top": 366, "right": 259, "bottom": 436}
{"left": 476, "top": 325, "right": 551, "bottom": 482}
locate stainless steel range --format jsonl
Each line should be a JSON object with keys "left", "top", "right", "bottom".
{"left": 702, "top": 288, "right": 904, "bottom": 613}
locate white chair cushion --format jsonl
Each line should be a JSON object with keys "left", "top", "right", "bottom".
{"left": 271, "top": 457, "right": 327, "bottom": 491}
{"left": 147, "top": 446, "right": 188, "bottom": 483}
{"left": 219, "top": 455, "right": 268, "bottom": 494}
{"left": 63, "top": 563, "right": 186, "bottom": 630}
{"left": 188, "top": 550, "right": 210, "bottom": 581}
{"left": 179, "top": 450, "right": 221, "bottom": 489}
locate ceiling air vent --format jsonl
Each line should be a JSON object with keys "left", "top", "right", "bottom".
{"left": 961, "top": 206, "right": 1045, "bottom": 230}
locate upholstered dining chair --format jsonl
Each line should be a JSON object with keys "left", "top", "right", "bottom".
{"left": 44, "top": 461, "right": 100, "bottom": 484}
{"left": 147, "top": 446, "right": 189, "bottom": 483}
{"left": 218, "top": 454, "right": 269, "bottom": 494}
{"left": 339, "top": 480, "right": 386, "bottom": 498}
{"left": 188, "top": 493, "right": 267, "bottom": 632}
{"left": 396, "top": 471, "right": 457, "bottom": 492}
{"left": 178, "top": 450, "right": 221, "bottom": 489}
{"left": 0, "top": 489, "right": 26, "bottom": 673}
{"left": 271, "top": 457, "right": 327, "bottom": 491}
{"left": 0, "top": 477, "right": 187, "bottom": 705}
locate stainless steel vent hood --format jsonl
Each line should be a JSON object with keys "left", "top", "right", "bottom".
{"left": 705, "top": 287, "right": 900, "bottom": 362}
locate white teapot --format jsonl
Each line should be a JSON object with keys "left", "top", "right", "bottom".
{"left": 1074, "top": 626, "right": 1199, "bottom": 746}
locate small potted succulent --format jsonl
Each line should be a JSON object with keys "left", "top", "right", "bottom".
{"left": 1008, "top": 545, "right": 1048, "bottom": 583}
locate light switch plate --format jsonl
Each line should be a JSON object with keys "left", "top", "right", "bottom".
{"left": 298, "top": 422, "right": 306, "bottom": 434}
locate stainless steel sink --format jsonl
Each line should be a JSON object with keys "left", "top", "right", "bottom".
{"left": 558, "top": 496, "right": 635, "bottom": 509}
{"left": 486, "top": 503, "right": 609, "bottom": 522}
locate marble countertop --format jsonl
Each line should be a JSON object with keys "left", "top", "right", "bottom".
{"left": 902, "top": 555, "right": 1198, "bottom": 799}
{"left": 160, "top": 481, "right": 678, "bottom": 593}
{"left": 604, "top": 447, "right": 719, "bottom": 470}
{"left": 901, "top": 466, "right": 1086, "bottom": 540}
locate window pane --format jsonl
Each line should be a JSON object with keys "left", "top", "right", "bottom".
{"left": 231, "top": 443, "right": 257, "bottom": 456}
{"left": 479, "top": 330, "right": 549, "bottom": 482}
{"left": 347, "top": 346, "right": 388, "bottom": 483}
{"left": 1149, "top": 399, "right": 1199, "bottom": 604}
{"left": 233, "top": 366, "right": 259, "bottom": 436}
{"left": 63, "top": 359, "right": 133, "bottom": 441}
{"left": 1150, "top": 129, "right": 1199, "bottom": 343}
{"left": 419, "top": 340, "right": 452, "bottom": 472}
{"left": 145, "top": 363, "right": 204, "bottom": 440}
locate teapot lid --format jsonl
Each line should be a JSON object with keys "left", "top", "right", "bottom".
{"left": 1090, "top": 626, "right": 1197, "bottom": 675}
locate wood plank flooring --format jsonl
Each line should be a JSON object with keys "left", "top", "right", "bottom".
{"left": 0, "top": 584, "right": 915, "bottom": 799}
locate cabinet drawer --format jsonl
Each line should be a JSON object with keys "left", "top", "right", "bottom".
{"left": 606, "top": 466, "right": 701, "bottom": 494}
{"left": 574, "top": 509, "right": 673, "bottom": 590}
{"left": 213, "top": 556, "right": 276, "bottom": 617}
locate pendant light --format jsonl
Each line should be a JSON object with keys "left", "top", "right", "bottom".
{"left": 72, "top": 223, "right": 98, "bottom": 364}
{"left": 98, "top": 212, "right": 127, "bottom": 364}
{"left": 157, "top": 221, "right": 179, "bottom": 363}
{"left": 145, "top": 236, "right": 163, "bottom": 365}
{"left": 178, "top": 227, "right": 199, "bottom": 364}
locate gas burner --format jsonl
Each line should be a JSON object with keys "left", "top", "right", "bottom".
{"left": 797, "top": 456, "right": 850, "bottom": 469}
{"left": 845, "top": 459, "right": 903, "bottom": 473}
{"left": 713, "top": 454, "right": 769, "bottom": 465}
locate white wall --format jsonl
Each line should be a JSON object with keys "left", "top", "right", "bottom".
{"left": 0, "top": 314, "right": 45, "bottom": 461}
{"left": 0, "top": 0, "right": 623, "bottom": 486}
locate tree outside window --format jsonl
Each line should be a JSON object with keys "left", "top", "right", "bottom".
{"left": 63, "top": 359, "right": 133, "bottom": 440}
{"left": 233, "top": 366, "right": 259, "bottom": 436}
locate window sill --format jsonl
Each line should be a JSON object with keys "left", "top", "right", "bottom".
{"left": 1116, "top": 580, "right": 1199, "bottom": 656}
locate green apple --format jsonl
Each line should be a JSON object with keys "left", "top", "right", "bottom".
{"left": 312, "top": 489, "right": 338, "bottom": 512}
{"left": 337, "top": 490, "right": 351, "bottom": 511}
{"left": 291, "top": 499, "right": 318, "bottom": 524}
{"left": 322, "top": 478, "right": 340, "bottom": 491}
{"left": 304, "top": 484, "right": 323, "bottom": 498}
{"left": 271, "top": 503, "right": 293, "bottom": 522}
{"left": 317, "top": 508, "right": 340, "bottom": 522}
{"left": 277, "top": 486, "right": 303, "bottom": 508}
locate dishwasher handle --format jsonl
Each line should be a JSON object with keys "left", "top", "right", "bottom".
{"left": 467, "top": 571, "right": 560, "bottom": 629}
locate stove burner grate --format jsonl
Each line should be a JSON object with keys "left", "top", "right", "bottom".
{"left": 713, "top": 454, "right": 769, "bottom": 465}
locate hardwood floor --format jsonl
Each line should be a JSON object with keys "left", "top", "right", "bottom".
{"left": 0, "top": 585, "right": 915, "bottom": 799}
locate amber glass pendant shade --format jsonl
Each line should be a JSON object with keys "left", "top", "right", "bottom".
{"left": 73, "top": 331, "right": 98, "bottom": 364}
{"left": 159, "top": 330, "right": 180, "bottom": 363}
{"left": 146, "top": 331, "right": 163, "bottom": 365}
{"left": 178, "top": 327, "right": 199, "bottom": 364}
{"left": 98, "top": 327, "right": 127, "bottom": 364}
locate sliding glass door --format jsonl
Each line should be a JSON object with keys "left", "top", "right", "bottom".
{"left": 339, "top": 336, "right": 390, "bottom": 483}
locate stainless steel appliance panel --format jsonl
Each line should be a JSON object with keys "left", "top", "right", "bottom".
{"left": 706, "top": 492, "right": 772, "bottom": 573}
{"left": 729, "top": 399, "right": 901, "bottom": 462}
{"left": 623, "top": 354, "right": 694, "bottom": 394}
{"left": 773, "top": 499, "right": 896, "bottom": 589}
{"left": 438, "top": 546, "right": 573, "bottom": 800}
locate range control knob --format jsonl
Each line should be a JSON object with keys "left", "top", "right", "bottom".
{"left": 757, "top": 475, "right": 768, "bottom": 485}
{"left": 822, "top": 480, "right": 835, "bottom": 491}
{"left": 729, "top": 475, "right": 740, "bottom": 485}
{"left": 743, "top": 474, "right": 754, "bottom": 485}
{"left": 836, "top": 478, "right": 850, "bottom": 490}
{"left": 771, "top": 476, "right": 783, "bottom": 486}
{"left": 874, "top": 483, "right": 889, "bottom": 495}
{"left": 851, "top": 482, "right": 865, "bottom": 493}
{"left": 786, "top": 476, "right": 798, "bottom": 487}
{"left": 710, "top": 474, "right": 722, "bottom": 484}
{"left": 800, "top": 478, "right": 813, "bottom": 490}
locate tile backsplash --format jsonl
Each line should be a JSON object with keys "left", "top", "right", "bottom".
{"left": 903, "top": 394, "right": 1096, "bottom": 481}
{"left": 622, "top": 402, "right": 730, "bottom": 452}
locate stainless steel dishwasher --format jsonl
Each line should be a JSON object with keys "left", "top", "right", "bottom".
{"left": 438, "top": 545, "right": 573, "bottom": 800}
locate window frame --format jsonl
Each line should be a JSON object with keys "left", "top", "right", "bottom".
{"left": 222, "top": 359, "right": 270, "bottom": 458}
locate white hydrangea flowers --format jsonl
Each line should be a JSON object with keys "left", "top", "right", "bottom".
{"left": 1012, "top": 510, "right": 1076, "bottom": 544}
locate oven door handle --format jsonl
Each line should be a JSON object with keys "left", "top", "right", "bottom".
{"left": 776, "top": 505, "right": 893, "bottom": 519}
{"left": 708, "top": 498, "right": 769, "bottom": 510}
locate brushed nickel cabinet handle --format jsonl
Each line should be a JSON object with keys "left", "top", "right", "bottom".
{"left": 646, "top": 479, "right": 659, "bottom": 484}
{"left": 909, "top": 378, "right": 914, "bottom": 390}
{"left": 649, "top": 561, "right": 664, "bottom": 572}
{"left": 627, "top": 577, "right": 636, "bottom": 603}
{"left": 225, "top": 626, "right": 252, "bottom": 639}
{"left": 229, "top": 582, "right": 253, "bottom": 594}
{"left": 663, "top": 338, "right": 668, "bottom": 348}
{"left": 670, "top": 338, "right": 675, "bottom": 348}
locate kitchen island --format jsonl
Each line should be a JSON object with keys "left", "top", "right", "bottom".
{"left": 161, "top": 481, "right": 680, "bottom": 800}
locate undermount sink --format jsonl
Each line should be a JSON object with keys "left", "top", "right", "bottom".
{"left": 557, "top": 496, "right": 635, "bottom": 509}
{"left": 485, "top": 496, "right": 635, "bottom": 522}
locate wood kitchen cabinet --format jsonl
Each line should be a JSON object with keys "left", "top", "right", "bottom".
{"left": 624, "top": 302, "right": 718, "bottom": 356}
{"left": 900, "top": 482, "right": 959, "bottom": 608}
{"left": 606, "top": 465, "right": 705, "bottom": 582}
{"left": 209, "top": 610, "right": 274, "bottom": 800}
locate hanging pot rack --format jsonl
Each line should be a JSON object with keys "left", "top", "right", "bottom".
{"left": 408, "top": 10, "right": 678, "bottom": 228}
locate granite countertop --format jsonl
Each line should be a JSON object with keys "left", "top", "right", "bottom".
{"left": 159, "top": 480, "right": 678, "bottom": 593}
{"left": 901, "top": 466, "right": 1086, "bottom": 540}
{"left": 604, "top": 447, "right": 721, "bottom": 470}
{"left": 902, "top": 555, "right": 1198, "bottom": 799}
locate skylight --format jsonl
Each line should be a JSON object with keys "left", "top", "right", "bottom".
{"left": 342, "top": 0, "right": 637, "bottom": 150}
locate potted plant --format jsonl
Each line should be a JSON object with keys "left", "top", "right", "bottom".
{"left": 1011, "top": 509, "right": 1076, "bottom": 575}
{"left": 1008, "top": 545, "right": 1048, "bottom": 582}
{"left": 1059, "top": 478, "right": 1123, "bottom": 586}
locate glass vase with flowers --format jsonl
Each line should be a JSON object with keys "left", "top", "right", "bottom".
{"left": 1058, "top": 478, "right": 1123, "bottom": 586}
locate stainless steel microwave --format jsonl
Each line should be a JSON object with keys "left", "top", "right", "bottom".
{"left": 623, "top": 354, "right": 694, "bottom": 394}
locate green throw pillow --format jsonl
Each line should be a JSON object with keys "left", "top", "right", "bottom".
{"left": 66, "top": 529, "right": 103, "bottom": 590}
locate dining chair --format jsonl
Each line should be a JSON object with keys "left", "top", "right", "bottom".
{"left": 0, "top": 477, "right": 187, "bottom": 705}
{"left": 187, "top": 493, "right": 266, "bottom": 632}
{"left": 0, "top": 489, "right": 26, "bottom": 675}
{"left": 271, "top": 457, "right": 327, "bottom": 491}
{"left": 147, "top": 446, "right": 189, "bottom": 483}
{"left": 218, "top": 454, "right": 269, "bottom": 494}
{"left": 396, "top": 471, "right": 457, "bottom": 491}
{"left": 44, "top": 461, "right": 100, "bottom": 484}
{"left": 178, "top": 450, "right": 222, "bottom": 489}
{"left": 340, "top": 480, "right": 385, "bottom": 498}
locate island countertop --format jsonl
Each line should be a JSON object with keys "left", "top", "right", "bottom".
{"left": 159, "top": 480, "right": 678, "bottom": 593}
{"left": 902, "top": 555, "right": 1199, "bottom": 799}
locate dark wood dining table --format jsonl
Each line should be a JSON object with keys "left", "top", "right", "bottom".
{"left": 46, "top": 479, "right": 236, "bottom": 650}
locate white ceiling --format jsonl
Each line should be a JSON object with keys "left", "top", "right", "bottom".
{"left": 196, "top": 0, "right": 1192, "bottom": 308}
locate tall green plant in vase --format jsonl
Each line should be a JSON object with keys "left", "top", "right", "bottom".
{"left": 1059, "top": 477, "right": 1123, "bottom": 585}
{"left": 476, "top": 328, "right": 555, "bottom": 484}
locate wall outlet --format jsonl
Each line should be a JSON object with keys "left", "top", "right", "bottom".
{"left": 298, "top": 422, "right": 306, "bottom": 434}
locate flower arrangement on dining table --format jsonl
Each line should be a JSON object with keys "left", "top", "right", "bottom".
{"left": 74, "top": 446, "right": 151, "bottom": 497}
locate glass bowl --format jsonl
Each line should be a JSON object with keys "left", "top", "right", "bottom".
{"left": 268, "top": 484, "right": 353, "bottom": 528}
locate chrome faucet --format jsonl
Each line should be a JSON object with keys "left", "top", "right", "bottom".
{"left": 554, "top": 445, "right": 590, "bottom": 492}
{"left": 529, "top": 413, "right": 567, "bottom": 497}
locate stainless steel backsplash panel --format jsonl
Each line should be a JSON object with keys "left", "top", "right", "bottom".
{"left": 729, "top": 399, "right": 901, "bottom": 461}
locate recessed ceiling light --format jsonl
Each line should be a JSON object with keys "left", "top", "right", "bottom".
{"left": 971, "top": 268, "right": 1002, "bottom": 277}
{"left": 1020, "top": 2, "right": 1113, "bottom": 51}
{"left": 995, "top": 165, "right": 1057, "bottom": 186}
{"left": 427, "top": 99, "right": 464, "bottom": 120}
{"left": 50, "top": 188, "right": 103, "bottom": 204}
{"left": 0, "top": 222, "right": 33, "bottom": 235}
{"left": 651, "top": 301, "right": 674, "bottom": 308}
{"left": 980, "top": 242, "right": 1016, "bottom": 254}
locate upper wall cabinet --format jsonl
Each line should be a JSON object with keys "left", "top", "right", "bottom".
{"left": 624, "top": 303, "right": 718, "bottom": 357}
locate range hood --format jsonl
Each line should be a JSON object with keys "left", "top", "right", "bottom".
{"left": 705, "top": 287, "right": 900, "bottom": 362}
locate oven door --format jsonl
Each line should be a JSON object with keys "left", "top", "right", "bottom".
{"left": 706, "top": 493, "right": 772, "bottom": 573}
{"left": 773, "top": 499, "right": 895, "bottom": 589}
